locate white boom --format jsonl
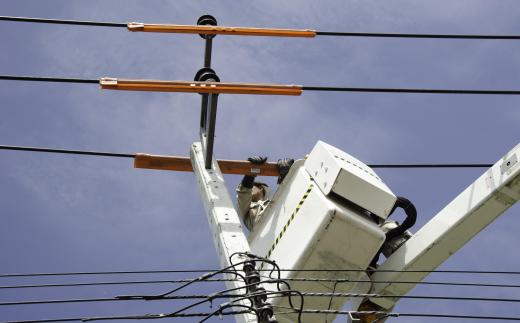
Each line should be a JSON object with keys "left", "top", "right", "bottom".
{"left": 190, "top": 142, "right": 258, "bottom": 323}
{"left": 361, "top": 142, "right": 520, "bottom": 311}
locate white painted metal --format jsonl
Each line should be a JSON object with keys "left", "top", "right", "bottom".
{"left": 190, "top": 142, "right": 257, "bottom": 323}
{"left": 365, "top": 142, "right": 520, "bottom": 310}
{"left": 249, "top": 159, "right": 386, "bottom": 322}
{"left": 304, "top": 141, "right": 397, "bottom": 219}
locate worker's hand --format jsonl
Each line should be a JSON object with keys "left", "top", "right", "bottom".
{"left": 248, "top": 156, "right": 268, "bottom": 164}
{"left": 277, "top": 158, "right": 294, "bottom": 184}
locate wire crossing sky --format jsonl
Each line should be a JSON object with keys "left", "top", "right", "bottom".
{"left": 1, "top": 1, "right": 519, "bottom": 322}
{"left": 2, "top": 15, "right": 520, "bottom": 39}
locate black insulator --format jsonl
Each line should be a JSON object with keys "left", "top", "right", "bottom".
{"left": 197, "top": 14, "right": 217, "bottom": 39}
{"left": 253, "top": 287, "right": 268, "bottom": 305}
{"left": 258, "top": 304, "right": 274, "bottom": 321}
{"left": 246, "top": 272, "right": 261, "bottom": 286}
{"left": 243, "top": 261, "right": 256, "bottom": 274}
{"left": 196, "top": 69, "right": 220, "bottom": 83}
{"left": 194, "top": 67, "right": 217, "bottom": 81}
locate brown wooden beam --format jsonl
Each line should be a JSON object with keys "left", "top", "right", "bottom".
{"left": 134, "top": 153, "right": 280, "bottom": 176}
{"left": 127, "top": 22, "right": 316, "bottom": 38}
{"left": 100, "top": 78, "right": 302, "bottom": 96}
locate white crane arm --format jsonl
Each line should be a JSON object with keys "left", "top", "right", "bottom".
{"left": 367, "top": 142, "right": 520, "bottom": 310}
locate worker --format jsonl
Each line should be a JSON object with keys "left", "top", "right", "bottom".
{"left": 236, "top": 156, "right": 294, "bottom": 231}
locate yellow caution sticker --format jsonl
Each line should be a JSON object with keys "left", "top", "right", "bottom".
{"left": 265, "top": 184, "right": 314, "bottom": 259}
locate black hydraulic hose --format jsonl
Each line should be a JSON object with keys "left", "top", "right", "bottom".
{"left": 369, "top": 197, "right": 417, "bottom": 268}
{"left": 385, "top": 196, "right": 417, "bottom": 241}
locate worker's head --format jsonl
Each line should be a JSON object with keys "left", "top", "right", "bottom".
{"left": 252, "top": 182, "right": 269, "bottom": 202}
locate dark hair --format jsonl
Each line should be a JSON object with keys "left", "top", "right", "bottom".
{"left": 253, "top": 182, "right": 267, "bottom": 196}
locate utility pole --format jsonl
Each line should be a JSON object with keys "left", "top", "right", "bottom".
{"left": 191, "top": 142, "right": 259, "bottom": 323}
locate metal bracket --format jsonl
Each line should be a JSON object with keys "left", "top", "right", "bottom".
{"left": 501, "top": 152, "right": 518, "bottom": 175}
{"left": 347, "top": 312, "right": 361, "bottom": 322}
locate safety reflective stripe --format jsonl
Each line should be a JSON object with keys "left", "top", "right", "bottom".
{"left": 265, "top": 184, "right": 314, "bottom": 259}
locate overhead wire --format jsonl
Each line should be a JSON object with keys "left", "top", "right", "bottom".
{"left": 0, "top": 16, "right": 126, "bottom": 28}
{"left": 0, "top": 75, "right": 98, "bottom": 84}
{"left": 2, "top": 15, "right": 520, "bottom": 40}
{"left": 1, "top": 310, "right": 251, "bottom": 323}
{"left": 315, "top": 31, "right": 520, "bottom": 39}
{"left": 5, "top": 268, "right": 520, "bottom": 278}
{"left": 3, "top": 278, "right": 520, "bottom": 290}
{"left": 7, "top": 311, "right": 520, "bottom": 323}
{"left": 5, "top": 290, "right": 520, "bottom": 307}
{"left": 0, "top": 294, "right": 237, "bottom": 307}
{"left": 301, "top": 85, "right": 520, "bottom": 95}
{"left": 0, "top": 278, "right": 235, "bottom": 290}
{"left": 0, "top": 145, "right": 493, "bottom": 168}
{"left": 2, "top": 74, "right": 520, "bottom": 96}
{"left": 274, "top": 308, "right": 520, "bottom": 321}
{"left": 0, "top": 145, "right": 133, "bottom": 158}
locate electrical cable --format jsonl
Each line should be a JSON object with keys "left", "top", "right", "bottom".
{"left": 198, "top": 304, "right": 260, "bottom": 323}
{"left": 3, "top": 74, "right": 520, "bottom": 96}
{"left": 368, "top": 163, "right": 493, "bottom": 168}
{"left": 0, "top": 75, "right": 98, "bottom": 84}
{"left": 0, "top": 145, "right": 493, "bottom": 168}
{"left": 5, "top": 268, "right": 520, "bottom": 277}
{"left": 6, "top": 291, "right": 520, "bottom": 307}
{"left": 315, "top": 31, "right": 520, "bottom": 39}
{"left": 2, "top": 16, "right": 520, "bottom": 40}
{"left": 217, "top": 289, "right": 305, "bottom": 323}
{"left": 115, "top": 260, "right": 269, "bottom": 300}
{"left": 117, "top": 277, "right": 291, "bottom": 316}
{"left": 0, "top": 145, "right": 134, "bottom": 158}
{"left": 274, "top": 308, "right": 520, "bottom": 321}
{"left": 3, "top": 278, "right": 520, "bottom": 290}
{"left": 325, "top": 281, "right": 341, "bottom": 323}
{"left": 0, "top": 278, "right": 237, "bottom": 290}
{"left": 0, "top": 294, "right": 236, "bottom": 306}
{"left": 116, "top": 270, "right": 244, "bottom": 300}
{"left": 302, "top": 85, "right": 520, "bottom": 95}
{"left": 278, "top": 292, "right": 520, "bottom": 303}
{"left": 279, "top": 277, "right": 520, "bottom": 289}
{"left": 2, "top": 310, "right": 251, "bottom": 323}
{"left": 0, "top": 16, "right": 126, "bottom": 28}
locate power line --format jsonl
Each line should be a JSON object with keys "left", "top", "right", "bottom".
{"left": 283, "top": 293, "right": 520, "bottom": 303}
{"left": 275, "top": 308, "right": 520, "bottom": 321}
{"left": 367, "top": 163, "right": 492, "bottom": 168}
{"left": 269, "top": 277, "right": 520, "bottom": 289}
{"left": 4, "top": 277, "right": 519, "bottom": 290}
{"left": 2, "top": 15, "right": 520, "bottom": 40}
{"left": 302, "top": 85, "right": 520, "bottom": 95}
{"left": 5, "top": 268, "right": 520, "bottom": 278}
{"left": 0, "top": 75, "right": 98, "bottom": 84}
{"left": 0, "top": 145, "right": 134, "bottom": 158}
{"left": 0, "top": 294, "right": 234, "bottom": 306}
{"left": 0, "top": 16, "right": 126, "bottom": 28}
{"left": 0, "top": 278, "right": 234, "bottom": 290}
{"left": 2, "top": 310, "right": 250, "bottom": 323}
{"left": 3, "top": 74, "right": 520, "bottom": 96}
{"left": 316, "top": 31, "right": 520, "bottom": 39}
{"left": 5, "top": 292, "right": 520, "bottom": 307}
{"left": 0, "top": 145, "right": 493, "bottom": 168}
{"left": 6, "top": 309, "right": 520, "bottom": 323}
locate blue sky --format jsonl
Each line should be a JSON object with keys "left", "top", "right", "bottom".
{"left": 1, "top": 1, "right": 519, "bottom": 322}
